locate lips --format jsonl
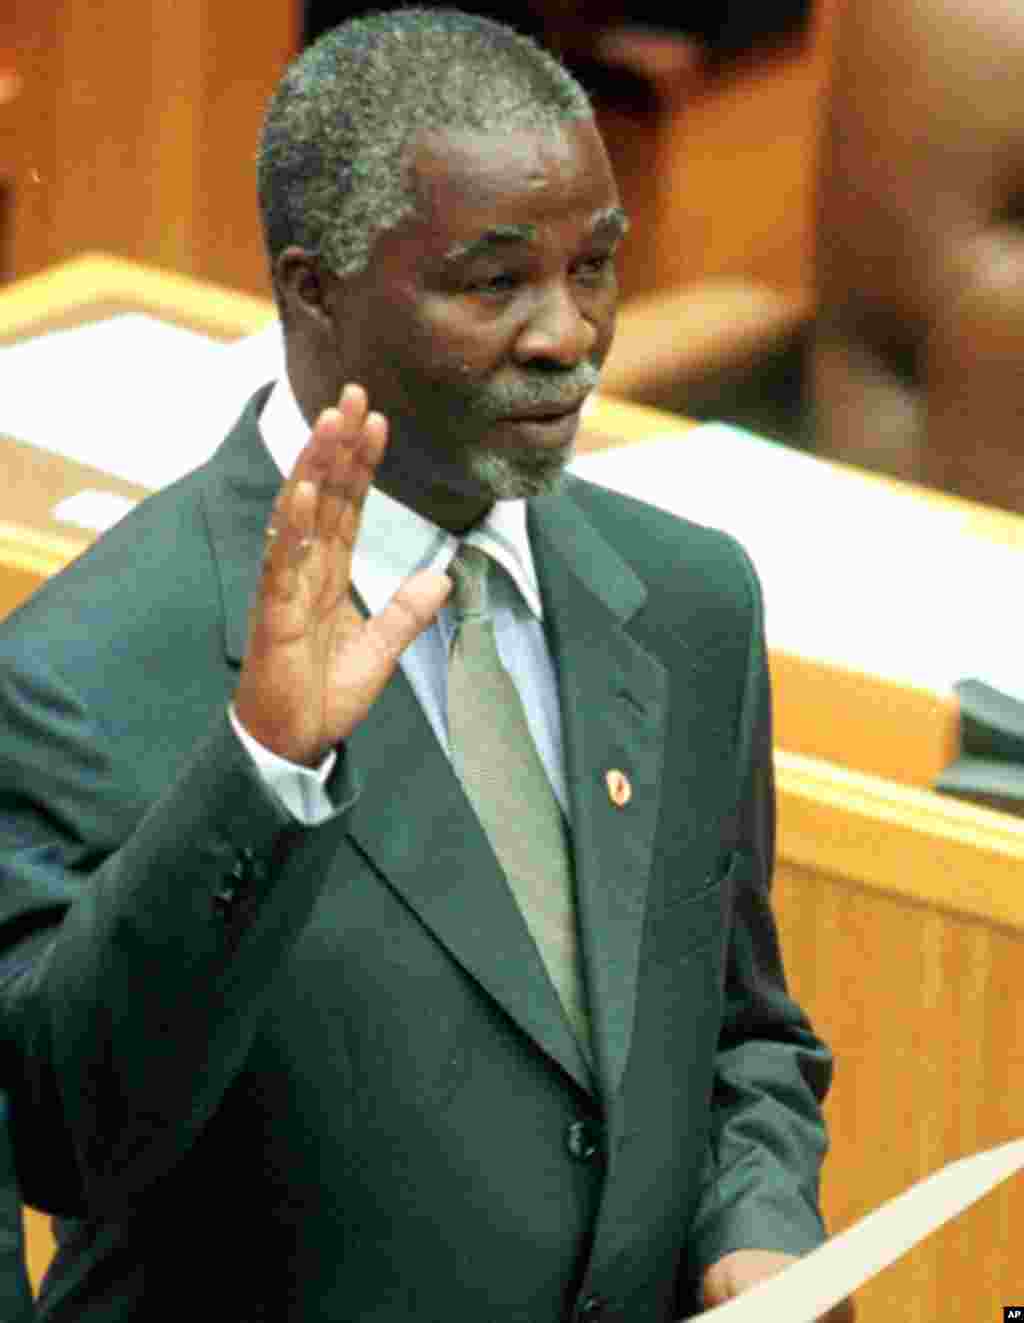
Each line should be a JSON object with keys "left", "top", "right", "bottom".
{"left": 503, "top": 399, "right": 586, "bottom": 423}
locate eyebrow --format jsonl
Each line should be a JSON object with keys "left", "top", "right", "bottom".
{"left": 441, "top": 225, "right": 538, "bottom": 266}
{"left": 440, "top": 207, "right": 631, "bottom": 266}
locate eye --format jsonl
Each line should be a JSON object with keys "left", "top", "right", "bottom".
{"left": 463, "top": 270, "right": 523, "bottom": 297}
{"left": 995, "top": 193, "right": 1024, "bottom": 229}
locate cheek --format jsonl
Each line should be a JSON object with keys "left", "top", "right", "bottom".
{"left": 414, "top": 296, "right": 512, "bottom": 377}
{"left": 386, "top": 332, "right": 488, "bottom": 421}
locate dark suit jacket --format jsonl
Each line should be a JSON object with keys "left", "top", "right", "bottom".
{"left": 0, "top": 388, "right": 831, "bottom": 1321}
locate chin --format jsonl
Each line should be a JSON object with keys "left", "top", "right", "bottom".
{"left": 468, "top": 442, "right": 574, "bottom": 500}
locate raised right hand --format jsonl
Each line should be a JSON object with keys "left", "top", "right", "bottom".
{"left": 233, "top": 384, "right": 451, "bottom": 767}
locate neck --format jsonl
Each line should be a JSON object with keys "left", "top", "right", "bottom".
{"left": 373, "top": 460, "right": 495, "bottom": 535}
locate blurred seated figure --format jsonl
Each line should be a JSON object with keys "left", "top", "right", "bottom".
{"left": 813, "top": 0, "right": 1024, "bottom": 514}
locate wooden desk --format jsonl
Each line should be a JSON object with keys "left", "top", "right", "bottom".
{"left": 0, "top": 433, "right": 148, "bottom": 619}
{"left": 0, "top": 253, "right": 275, "bottom": 348}
{"left": 775, "top": 753, "right": 1024, "bottom": 1321}
{"left": 4, "top": 259, "right": 1023, "bottom": 1317}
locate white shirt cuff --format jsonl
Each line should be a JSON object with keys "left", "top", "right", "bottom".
{"left": 228, "top": 705, "right": 339, "bottom": 825}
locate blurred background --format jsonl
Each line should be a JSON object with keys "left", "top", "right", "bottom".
{"left": 5, "top": 0, "right": 1024, "bottom": 513}
{"left": 0, "top": 0, "right": 838, "bottom": 450}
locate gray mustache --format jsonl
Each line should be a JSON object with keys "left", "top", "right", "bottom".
{"left": 483, "top": 363, "right": 601, "bottom": 414}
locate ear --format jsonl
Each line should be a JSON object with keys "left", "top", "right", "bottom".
{"left": 274, "top": 246, "right": 339, "bottom": 332}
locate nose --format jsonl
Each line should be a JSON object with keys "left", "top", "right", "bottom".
{"left": 513, "top": 281, "right": 598, "bottom": 368}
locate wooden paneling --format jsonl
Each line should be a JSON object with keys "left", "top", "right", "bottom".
{"left": 775, "top": 750, "right": 1024, "bottom": 1321}
{"left": 1, "top": 0, "right": 296, "bottom": 295}
{"left": 2, "top": 1, "right": 844, "bottom": 305}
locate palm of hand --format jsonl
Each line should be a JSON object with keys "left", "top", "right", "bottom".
{"left": 234, "top": 386, "right": 450, "bottom": 767}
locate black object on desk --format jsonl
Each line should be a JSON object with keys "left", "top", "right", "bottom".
{"left": 935, "top": 679, "right": 1024, "bottom": 818}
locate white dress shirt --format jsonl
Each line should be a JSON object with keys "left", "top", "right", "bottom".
{"left": 231, "top": 376, "right": 569, "bottom": 823}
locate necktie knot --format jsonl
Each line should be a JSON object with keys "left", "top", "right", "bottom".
{"left": 449, "top": 543, "right": 490, "bottom": 621}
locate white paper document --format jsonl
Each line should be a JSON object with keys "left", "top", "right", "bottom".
{"left": 571, "top": 425, "right": 1024, "bottom": 703}
{"left": 0, "top": 314, "right": 284, "bottom": 491}
{"left": 687, "top": 1138, "right": 1024, "bottom": 1320}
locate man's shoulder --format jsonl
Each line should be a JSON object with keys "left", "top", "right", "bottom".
{"left": 561, "top": 472, "right": 754, "bottom": 583}
{"left": 0, "top": 392, "right": 273, "bottom": 668}
{"left": 539, "top": 473, "right": 764, "bottom": 648}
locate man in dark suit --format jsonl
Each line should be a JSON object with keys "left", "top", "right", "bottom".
{"left": 0, "top": 10, "right": 842, "bottom": 1319}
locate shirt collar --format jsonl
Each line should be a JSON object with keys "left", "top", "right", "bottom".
{"left": 258, "top": 376, "right": 544, "bottom": 619}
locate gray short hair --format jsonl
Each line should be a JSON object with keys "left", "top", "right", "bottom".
{"left": 256, "top": 8, "right": 592, "bottom": 289}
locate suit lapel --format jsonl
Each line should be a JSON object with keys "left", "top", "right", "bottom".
{"left": 200, "top": 385, "right": 282, "bottom": 667}
{"left": 529, "top": 486, "right": 670, "bottom": 1102}
{"left": 200, "top": 398, "right": 592, "bottom": 1094}
{"left": 343, "top": 671, "right": 594, "bottom": 1093}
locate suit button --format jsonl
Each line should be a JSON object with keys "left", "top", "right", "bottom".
{"left": 577, "top": 1296, "right": 606, "bottom": 1322}
{"left": 212, "top": 882, "right": 237, "bottom": 917}
{"left": 567, "top": 1118, "right": 601, "bottom": 1161}
{"left": 213, "top": 847, "right": 260, "bottom": 917}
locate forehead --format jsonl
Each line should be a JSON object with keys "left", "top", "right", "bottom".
{"left": 402, "top": 119, "right": 622, "bottom": 257}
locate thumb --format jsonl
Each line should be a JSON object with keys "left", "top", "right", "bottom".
{"left": 364, "top": 569, "right": 452, "bottom": 663}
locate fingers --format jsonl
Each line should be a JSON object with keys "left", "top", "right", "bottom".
{"left": 261, "top": 384, "right": 386, "bottom": 601}
{"left": 301, "top": 384, "right": 387, "bottom": 550}
{"left": 261, "top": 475, "right": 317, "bottom": 604}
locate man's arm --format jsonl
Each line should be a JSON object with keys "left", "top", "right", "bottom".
{"left": 0, "top": 387, "right": 449, "bottom": 1216}
{"left": 684, "top": 544, "right": 847, "bottom": 1315}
